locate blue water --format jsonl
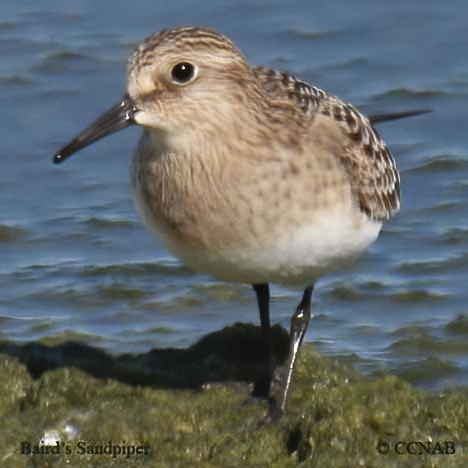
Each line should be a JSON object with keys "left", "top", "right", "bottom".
{"left": 1, "top": 0, "right": 468, "bottom": 391}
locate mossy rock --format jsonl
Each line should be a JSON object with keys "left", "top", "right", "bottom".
{"left": 0, "top": 330, "right": 466, "bottom": 466}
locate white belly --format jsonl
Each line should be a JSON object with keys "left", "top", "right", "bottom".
{"left": 159, "top": 208, "right": 382, "bottom": 286}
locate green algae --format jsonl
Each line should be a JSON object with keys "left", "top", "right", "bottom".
{"left": 0, "top": 341, "right": 466, "bottom": 467}
{"left": 392, "top": 289, "right": 449, "bottom": 302}
{"left": 38, "top": 330, "right": 104, "bottom": 347}
{"left": 0, "top": 224, "right": 26, "bottom": 241}
{"left": 445, "top": 314, "right": 468, "bottom": 336}
{"left": 99, "top": 284, "right": 149, "bottom": 301}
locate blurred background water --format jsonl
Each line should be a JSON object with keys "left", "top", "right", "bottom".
{"left": 1, "top": 0, "right": 467, "bottom": 391}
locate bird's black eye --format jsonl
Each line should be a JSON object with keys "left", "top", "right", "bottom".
{"left": 171, "top": 62, "right": 195, "bottom": 84}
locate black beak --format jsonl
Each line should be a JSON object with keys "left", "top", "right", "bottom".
{"left": 53, "top": 95, "right": 137, "bottom": 164}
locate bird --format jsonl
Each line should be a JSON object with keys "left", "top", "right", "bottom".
{"left": 53, "top": 25, "right": 428, "bottom": 414}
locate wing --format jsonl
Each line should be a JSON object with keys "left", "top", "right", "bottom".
{"left": 252, "top": 66, "right": 401, "bottom": 222}
{"left": 318, "top": 98, "right": 401, "bottom": 221}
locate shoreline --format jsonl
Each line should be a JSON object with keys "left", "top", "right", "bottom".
{"left": 1, "top": 329, "right": 466, "bottom": 466}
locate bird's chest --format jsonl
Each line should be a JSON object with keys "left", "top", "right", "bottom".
{"left": 131, "top": 148, "right": 258, "bottom": 250}
{"left": 130, "top": 135, "right": 354, "bottom": 255}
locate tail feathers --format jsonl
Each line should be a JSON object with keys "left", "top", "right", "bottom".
{"left": 369, "top": 109, "right": 431, "bottom": 125}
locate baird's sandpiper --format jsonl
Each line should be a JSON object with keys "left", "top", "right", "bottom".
{"left": 53, "top": 25, "right": 427, "bottom": 414}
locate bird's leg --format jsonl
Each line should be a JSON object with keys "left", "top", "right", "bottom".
{"left": 252, "top": 283, "right": 275, "bottom": 398}
{"left": 279, "top": 285, "right": 314, "bottom": 412}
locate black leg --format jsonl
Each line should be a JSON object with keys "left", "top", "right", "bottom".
{"left": 252, "top": 283, "right": 274, "bottom": 398}
{"left": 280, "top": 285, "right": 314, "bottom": 412}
